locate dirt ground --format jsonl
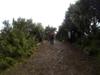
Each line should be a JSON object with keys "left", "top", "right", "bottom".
{"left": 1, "top": 41, "right": 95, "bottom": 75}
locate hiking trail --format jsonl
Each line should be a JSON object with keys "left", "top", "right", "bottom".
{"left": 2, "top": 41, "right": 94, "bottom": 75}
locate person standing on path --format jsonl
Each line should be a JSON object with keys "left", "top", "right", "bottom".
{"left": 49, "top": 31, "right": 55, "bottom": 45}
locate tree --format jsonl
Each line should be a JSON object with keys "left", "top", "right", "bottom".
{"left": 57, "top": 0, "right": 100, "bottom": 56}
{"left": 57, "top": 0, "right": 100, "bottom": 42}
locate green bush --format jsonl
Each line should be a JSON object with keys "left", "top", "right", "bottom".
{"left": 0, "top": 56, "right": 16, "bottom": 71}
{"left": 0, "top": 18, "right": 44, "bottom": 72}
{"left": 76, "top": 38, "right": 100, "bottom": 56}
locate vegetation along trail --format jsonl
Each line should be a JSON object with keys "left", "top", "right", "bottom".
{"left": 0, "top": 0, "right": 100, "bottom": 75}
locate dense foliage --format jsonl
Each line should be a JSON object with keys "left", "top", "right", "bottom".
{"left": 0, "top": 18, "right": 44, "bottom": 72}
{"left": 57, "top": 0, "right": 100, "bottom": 56}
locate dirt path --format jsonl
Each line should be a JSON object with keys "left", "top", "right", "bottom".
{"left": 1, "top": 41, "right": 94, "bottom": 75}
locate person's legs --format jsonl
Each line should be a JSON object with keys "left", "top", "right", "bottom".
{"left": 50, "top": 39, "right": 54, "bottom": 45}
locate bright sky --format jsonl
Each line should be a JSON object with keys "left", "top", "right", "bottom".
{"left": 0, "top": 0, "right": 77, "bottom": 30}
